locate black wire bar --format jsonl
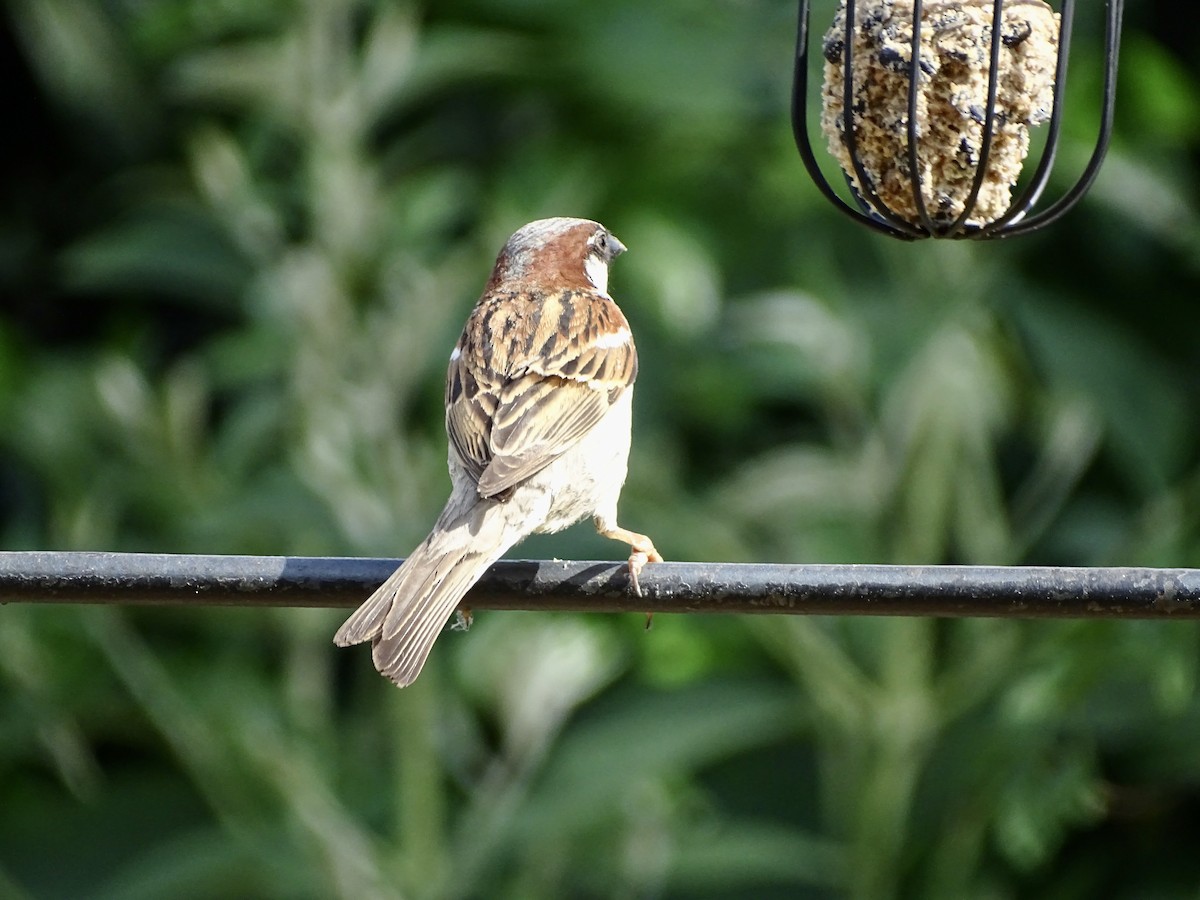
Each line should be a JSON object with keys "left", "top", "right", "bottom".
{"left": 999, "top": 0, "right": 1124, "bottom": 237}
{"left": 2, "top": 552, "right": 1199, "bottom": 618}
{"left": 792, "top": 0, "right": 1125, "bottom": 240}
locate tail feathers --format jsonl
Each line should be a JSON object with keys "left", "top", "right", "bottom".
{"left": 370, "top": 550, "right": 497, "bottom": 686}
{"left": 333, "top": 562, "right": 413, "bottom": 648}
{"left": 334, "top": 506, "right": 518, "bottom": 687}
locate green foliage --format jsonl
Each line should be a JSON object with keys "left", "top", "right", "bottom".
{"left": 2, "top": 1, "right": 1200, "bottom": 898}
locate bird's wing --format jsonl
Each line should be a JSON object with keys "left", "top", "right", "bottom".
{"left": 445, "top": 347, "right": 494, "bottom": 484}
{"left": 445, "top": 292, "right": 637, "bottom": 499}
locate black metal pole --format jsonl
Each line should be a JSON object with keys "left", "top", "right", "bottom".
{"left": 1, "top": 552, "right": 1198, "bottom": 619}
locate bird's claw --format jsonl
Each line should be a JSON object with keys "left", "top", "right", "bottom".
{"left": 627, "top": 546, "right": 663, "bottom": 627}
{"left": 626, "top": 546, "right": 662, "bottom": 598}
{"left": 627, "top": 550, "right": 650, "bottom": 598}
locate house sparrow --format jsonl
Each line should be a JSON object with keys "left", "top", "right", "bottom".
{"left": 334, "top": 217, "right": 662, "bottom": 687}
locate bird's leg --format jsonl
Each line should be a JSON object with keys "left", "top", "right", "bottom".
{"left": 593, "top": 516, "right": 663, "bottom": 626}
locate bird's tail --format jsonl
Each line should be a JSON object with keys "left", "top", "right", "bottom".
{"left": 334, "top": 498, "right": 520, "bottom": 687}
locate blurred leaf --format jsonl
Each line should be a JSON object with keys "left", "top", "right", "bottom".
{"left": 62, "top": 207, "right": 250, "bottom": 305}
{"left": 1119, "top": 37, "right": 1200, "bottom": 144}
{"left": 993, "top": 741, "right": 1106, "bottom": 870}
{"left": 522, "top": 680, "right": 798, "bottom": 842}
{"left": 1014, "top": 295, "right": 1192, "bottom": 492}
{"left": 668, "top": 819, "right": 845, "bottom": 891}
{"left": 9, "top": 0, "right": 154, "bottom": 153}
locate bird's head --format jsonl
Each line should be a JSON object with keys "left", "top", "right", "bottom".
{"left": 486, "top": 217, "right": 626, "bottom": 296}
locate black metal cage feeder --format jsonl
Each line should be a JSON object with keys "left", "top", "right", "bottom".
{"left": 792, "top": 0, "right": 1125, "bottom": 240}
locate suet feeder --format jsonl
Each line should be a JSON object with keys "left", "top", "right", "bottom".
{"left": 792, "top": 0, "right": 1125, "bottom": 239}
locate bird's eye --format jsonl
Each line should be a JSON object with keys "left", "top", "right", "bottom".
{"left": 595, "top": 232, "right": 609, "bottom": 252}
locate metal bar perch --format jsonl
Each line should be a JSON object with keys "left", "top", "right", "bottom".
{"left": 2, "top": 552, "right": 1198, "bottom": 618}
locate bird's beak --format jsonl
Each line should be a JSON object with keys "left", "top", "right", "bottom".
{"left": 609, "top": 234, "right": 627, "bottom": 259}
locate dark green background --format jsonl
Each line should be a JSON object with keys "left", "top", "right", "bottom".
{"left": 2, "top": 1, "right": 1198, "bottom": 897}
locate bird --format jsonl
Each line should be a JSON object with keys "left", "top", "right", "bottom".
{"left": 334, "top": 217, "right": 662, "bottom": 687}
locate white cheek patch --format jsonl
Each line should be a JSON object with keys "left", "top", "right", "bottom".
{"left": 592, "top": 326, "right": 631, "bottom": 350}
{"left": 584, "top": 255, "right": 609, "bottom": 295}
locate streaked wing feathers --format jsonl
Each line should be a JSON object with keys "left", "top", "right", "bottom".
{"left": 445, "top": 353, "right": 494, "bottom": 483}
{"left": 444, "top": 289, "right": 637, "bottom": 499}
{"left": 478, "top": 375, "right": 612, "bottom": 497}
